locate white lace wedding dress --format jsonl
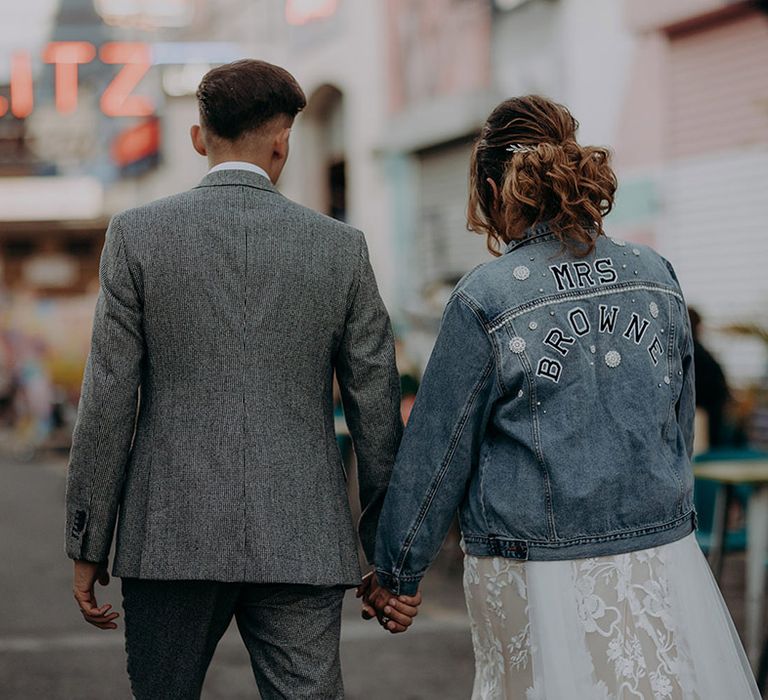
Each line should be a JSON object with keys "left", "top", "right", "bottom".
{"left": 463, "top": 533, "right": 760, "bottom": 699}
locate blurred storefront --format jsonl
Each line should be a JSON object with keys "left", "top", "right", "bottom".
{"left": 378, "top": 0, "right": 633, "bottom": 363}
{"left": 0, "top": 0, "right": 766, "bottom": 450}
{"left": 615, "top": 0, "right": 768, "bottom": 388}
{"left": 0, "top": 0, "right": 241, "bottom": 449}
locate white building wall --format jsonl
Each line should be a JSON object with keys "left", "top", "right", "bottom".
{"left": 558, "top": 0, "right": 635, "bottom": 147}
{"left": 101, "top": 1, "right": 399, "bottom": 307}
{"left": 277, "top": 0, "right": 397, "bottom": 307}
{"left": 612, "top": 4, "right": 768, "bottom": 386}
{"left": 98, "top": 0, "right": 768, "bottom": 388}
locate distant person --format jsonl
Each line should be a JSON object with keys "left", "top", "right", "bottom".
{"left": 689, "top": 306, "right": 730, "bottom": 448}
{"left": 64, "top": 59, "right": 416, "bottom": 699}
{"left": 399, "top": 372, "right": 419, "bottom": 424}
{"left": 365, "top": 95, "right": 759, "bottom": 698}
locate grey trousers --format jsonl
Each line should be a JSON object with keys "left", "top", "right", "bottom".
{"left": 121, "top": 578, "right": 346, "bottom": 700}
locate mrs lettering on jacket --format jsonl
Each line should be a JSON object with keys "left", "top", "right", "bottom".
{"left": 524, "top": 257, "right": 665, "bottom": 385}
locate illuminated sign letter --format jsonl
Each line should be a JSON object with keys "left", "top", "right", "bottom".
{"left": 11, "top": 51, "right": 34, "bottom": 118}
{"left": 43, "top": 42, "right": 96, "bottom": 114}
{"left": 285, "top": 0, "right": 339, "bottom": 25}
{"left": 100, "top": 43, "right": 154, "bottom": 118}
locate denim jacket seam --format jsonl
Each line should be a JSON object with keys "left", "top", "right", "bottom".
{"left": 462, "top": 509, "right": 694, "bottom": 548}
{"left": 376, "top": 569, "right": 423, "bottom": 582}
{"left": 454, "top": 263, "right": 488, "bottom": 292}
{"left": 662, "top": 293, "right": 675, "bottom": 444}
{"left": 664, "top": 298, "right": 686, "bottom": 512}
{"left": 455, "top": 291, "right": 504, "bottom": 535}
{"left": 476, "top": 387, "right": 504, "bottom": 536}
{"left": 456, "top": 290, "right": 508, "bottom": 395}
{"left": 392, "top": 354, "right": 495, "bottom": 578}
{"left": 663, "top": 294, "right": 678, "bottom": 443}
{"left": 476, "top": 440, "right": 495, "bottom": 534}
{"left": 677, "top": 312, "right": 696, "bottom": 458}
{"left": 532, "top": 510, "right": 695, "bottom": 546}
{"left": 508, "top": 320, "right": 558, "bottom": 539}
{"left": 486, "top": 282, "right": 683, "bottom": 334}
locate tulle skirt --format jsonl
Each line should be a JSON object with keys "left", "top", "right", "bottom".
{"left": 462, "top": 533, "right": 760, "bottom": 699}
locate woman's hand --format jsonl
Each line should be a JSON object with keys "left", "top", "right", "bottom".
{"left": 356, "top": 571, "right": 422, "bottom": 633}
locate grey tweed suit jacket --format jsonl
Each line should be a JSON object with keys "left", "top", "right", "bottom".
{"left": 64, "top": 168, "right": 403, "bottom": 586}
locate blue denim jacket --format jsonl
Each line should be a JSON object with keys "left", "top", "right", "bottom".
{"left": 375, "top": 225, "right": 696, "bottom": 595}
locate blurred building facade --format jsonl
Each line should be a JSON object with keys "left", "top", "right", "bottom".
{"left": 615, "top": 0, "right": 768, "bottom": 384}
{"left": 0, "top": 0, "right": 766, "bottom": 403}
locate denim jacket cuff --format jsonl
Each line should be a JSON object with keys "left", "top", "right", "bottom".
{"left": 374, "top": 569, "right": 422, "bottom": 596}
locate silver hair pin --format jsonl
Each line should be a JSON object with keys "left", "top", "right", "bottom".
{"left": 506, "top": 144, "right": 537, "bottom": 154}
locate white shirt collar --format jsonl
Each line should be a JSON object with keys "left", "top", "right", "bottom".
{"left": 208, "top": 161, "right": 271, "bottom": 182}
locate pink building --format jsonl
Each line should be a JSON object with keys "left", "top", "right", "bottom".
{"left": 614, "top": 0, "right": 768, "bottom": 384}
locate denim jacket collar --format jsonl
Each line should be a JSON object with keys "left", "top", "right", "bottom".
{"left": 504, "top": 222, "right": 600, "bottom": 255}
{"left": 503, "top": 222, "right": 556, "bottom": 255}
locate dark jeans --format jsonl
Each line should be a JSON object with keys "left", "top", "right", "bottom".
{"left": 121, "top": 578, "right": 346, "bottom": 700}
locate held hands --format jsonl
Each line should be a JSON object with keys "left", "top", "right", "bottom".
{"left": 356, "top": 571, "right": 422, "bottom": 634}
{"left": 73, "top": 560, "right": 120, "bottom": 630}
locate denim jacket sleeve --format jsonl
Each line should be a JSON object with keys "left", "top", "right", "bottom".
{"left": 663, "top": 256, "right": 696, "bottom": 459}
{"left": 374, "top": 291, "right": 501, "bottom": 595}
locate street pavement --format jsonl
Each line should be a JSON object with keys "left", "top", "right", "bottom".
{"left": 0, "top": 453, "right": 759, "bottom": 699}
{"left": 0, "top": 454, "right": 474, "bottom": 699}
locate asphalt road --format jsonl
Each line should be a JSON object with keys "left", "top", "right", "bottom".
{"left": 2, "top": 452, "right": 760, "bottom": 699}
{"left": 0, "top": 454, "right": 475, "bottom": 699}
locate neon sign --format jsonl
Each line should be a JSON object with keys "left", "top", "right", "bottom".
{"left": 285, "top": 0, "right": 339, "bottom": 25}
{"left": 94, "top": 0, "right": 196, "bottom": 29}
{"left": 1, "top": 52, "right": 34, "bottom": 119}
{"left": 0, "top": 42, "right": 153, "bottom": 119}
{"left": 100, "top": 43, "right": 154, "bottom": 117}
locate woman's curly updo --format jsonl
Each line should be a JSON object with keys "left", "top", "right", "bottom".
{"left": 467, "top": 95, "right": 617, "bottom": 256}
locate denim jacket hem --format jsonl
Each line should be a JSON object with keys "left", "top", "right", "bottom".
{"left": 462, "top": 510, "right": 696, "bottom": 561}
{"left": 377, "top": 511, "right": 695, "bottom": 595}
{"left": 375, "top": 570, "right": 423, "bottom": 597}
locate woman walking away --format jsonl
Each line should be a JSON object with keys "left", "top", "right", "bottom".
{"left": 371, "top": 95, "right": 760, "bottom": 699}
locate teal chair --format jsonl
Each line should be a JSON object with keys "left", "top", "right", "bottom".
{"left": 693, "top": 449, "right": 766, "bottom": 577}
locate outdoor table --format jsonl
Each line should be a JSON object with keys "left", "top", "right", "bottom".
{"left": 334, "top": 416, "right": 350, "bottom": 437}
{"left": 694, "top": 460, "right": 768, "bottom": 668}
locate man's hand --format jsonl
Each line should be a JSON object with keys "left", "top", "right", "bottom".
{"left": 73, "top": 560, "right": 119, "bottom": 630}
{"left": 356, "top": 571, "right": 422, "bottom": 634}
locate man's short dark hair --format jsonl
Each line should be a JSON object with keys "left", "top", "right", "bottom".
{"left": 196, "top": 59, "right": 307, "bottom": 141}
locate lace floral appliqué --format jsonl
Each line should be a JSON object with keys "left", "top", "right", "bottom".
{"left": 464, "top": 545, "right": 698, "bottom": 699}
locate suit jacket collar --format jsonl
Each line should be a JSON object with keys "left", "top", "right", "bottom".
{"left": 194, "top": 168, "right": 281, "bottom": 196}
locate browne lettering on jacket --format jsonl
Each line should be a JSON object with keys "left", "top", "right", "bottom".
{"left": 533, "top": 298, "right": 665, "bottom": 383}
{"left": 505, "top": 256, "right": 664, "bottom": 384}
{"left": 549, "top": 258, "right": 618, "bottom": 291}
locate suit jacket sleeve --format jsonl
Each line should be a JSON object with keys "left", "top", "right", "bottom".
{"left": 65, "top": 214, "right": 145, "bottom": 563}
{"left": 335, "top": 232, "right": 403, "bottom": 564}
